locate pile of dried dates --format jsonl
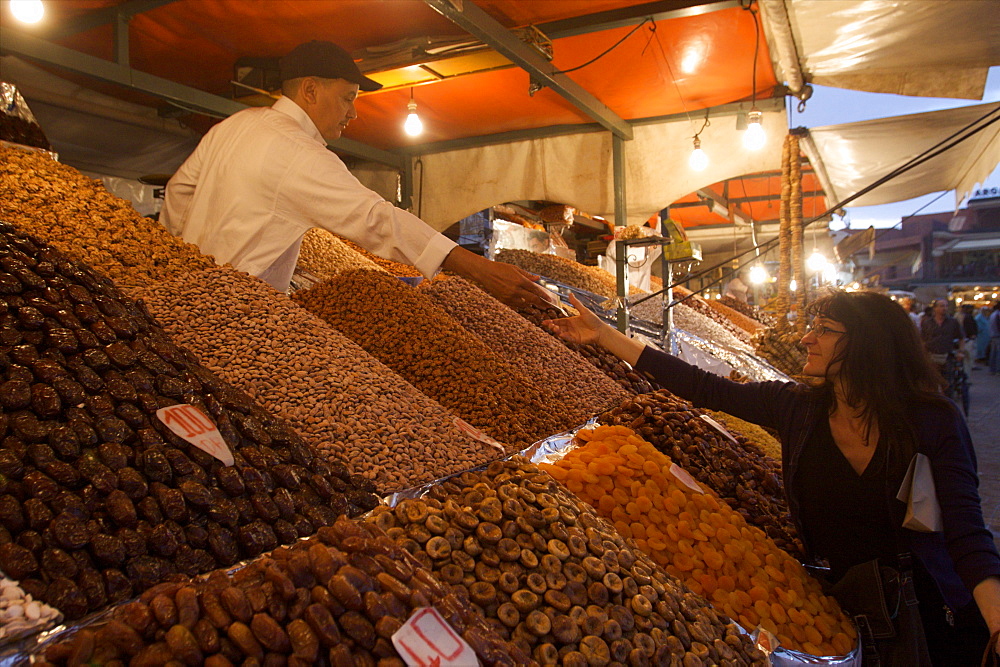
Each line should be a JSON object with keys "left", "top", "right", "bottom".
{"left": 0, "top": 222, "right": 379, "bottom": 619}
{"left": 37, "top": 517, "right": 527, "bottom": 666}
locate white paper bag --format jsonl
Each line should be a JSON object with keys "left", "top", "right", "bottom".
{"left": 895, "top": 453, "right": 943, "bottom": 533}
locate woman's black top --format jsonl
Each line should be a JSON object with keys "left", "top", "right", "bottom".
{"left": 794, "top": 418, "right": 898, "bottom": 581}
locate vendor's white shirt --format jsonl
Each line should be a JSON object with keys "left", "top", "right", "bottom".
{"left": 161, "top": 96, "right": 456, "bottom": 291}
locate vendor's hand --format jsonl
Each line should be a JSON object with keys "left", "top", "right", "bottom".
{"left": 474, "top": 260, "right": 560, "bottom": 311}
{"left": 442, "top": 247, "right": 558, "bottom": 311}
{"left": 542, "top": 293, "right": 605, "bottom": 346}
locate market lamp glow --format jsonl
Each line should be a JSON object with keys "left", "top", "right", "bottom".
{"left": 806, "top": 250, "right": 827, "bottom": 273}
{"left": 789, "top": 279, "right": 797, "bottom": 292}
{"left": 9, "top": 0, "right": 43, "bottom": 23}
{"left": 743, "top": 109, "right": 765, "bottom": 151}
{"left": 689, "top": 137, "right": 708, "bottom": 171}
{"left": 748, "top": 265, "right": 768, "bottom": 285}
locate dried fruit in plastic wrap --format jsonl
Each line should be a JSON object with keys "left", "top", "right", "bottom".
{"left": 542, "top": 425, "right": 857, "bottom": 657}
{"left": 366, "top": 457, "right": 768, "bottom": 665}
{"left": 600, "top": 390, "right": 802, "bottom": 556}
{"left": 39, "top": 517, "right": 529, "bottom": 666}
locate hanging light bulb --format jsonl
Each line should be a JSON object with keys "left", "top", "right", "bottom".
{"left": 743, "top": 109, "right": 767, "bottom": 151}
{"left": 689, "top": 136, "right": 708, "bottom": 171}
{"left": 806, "top": 249, "right": 827, "bottom": 273}
{"left": 789, "top": 279, "right": 798, "bottom": 292}
{"left": 10, "top": 0, "right": 44, "bottom": 23}
{"left": 748, "top": 265, "right": 768, "bottom": 285}
{"left": 403, "top": 90, "right": 423, "bottom": 137}
{"left": 743, "top": 109, "right": 765, "bottom": 150}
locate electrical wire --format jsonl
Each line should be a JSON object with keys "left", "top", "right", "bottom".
{"left": 552, "top": 18, "right": 653, "bottom": 75}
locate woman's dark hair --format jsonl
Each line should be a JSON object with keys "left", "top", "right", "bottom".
{"left": 806, "top": 289, "right": 947, "bottom": 451}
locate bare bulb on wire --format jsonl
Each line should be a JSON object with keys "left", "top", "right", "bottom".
{"left": 743, "top": 109, "right": 765, "bottom": 151}
{"left": 403, "top": 99, "right": 423, "bottom": 136}
{"left": 689, "top": 137, "right": 708, "bottom": 171}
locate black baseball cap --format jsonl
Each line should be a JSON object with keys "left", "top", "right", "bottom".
{"left": 279, "top": 40, "right": 382, "bottom": 92}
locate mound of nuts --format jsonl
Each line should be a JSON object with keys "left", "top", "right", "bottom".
{"left": 336, "top": 237, "right": 423, "bottom": 277}
{"left": 599, "top": 391, "right": 801, "bottom": 556}
{"left": 0, "top": 222, "right": 379, "bottom": 619}
{"left": 703, "top": 299, "right": 766, "bottom": 336}
{"left": 518, "top": 304, "right": 655, "bottom": 396}
{"left": 541, "top": 426, "right": 856, "bottom": 657}
{"left": 367, "top": 457, "right": 767, "bottom": 666}
{"left": 704, "top": 410, "right": 783, "bottom": 464}
{"left": 296, "top": 228, "right": 388, "bottom": 282}
{"left": 670, "top": 287, "right": 753, "bottom": 347}
{"left": 495, "top": 250, "right": 620, "bottom": 300}
{"left": 718, "top": 296, "right": 773, "bottom": 327}
{"left": 625, "top": 299, "right": 753, "bottom": 352}
{"left": 0, "top": 147, "right": 215, "bottom": 288}
{"left": 37, "top": 516, "right": 528, "bottom": 666}
{"left": 420, "top": 276, "right": 630, "bottom": 421}
{"left": 130, "top": 266, "right": 502, "bottom": 492}
{"left": 293, "top": 270, "right": 576, "bottom": 451}
{"left": 0, "top": 574, "right": 61, "bottom": 640}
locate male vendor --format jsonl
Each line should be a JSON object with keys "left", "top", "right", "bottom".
{"left": 163, "top": 40, "right": 553, "bottom": 308}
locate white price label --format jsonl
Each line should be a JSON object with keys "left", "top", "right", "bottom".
{"left": 391, "top": 607, "right": 480, "bottom": 667}
{"left": 699, "top": 414, "right": 739, "bottom": 445}
{"left": 156, "top": 404, "right": 234, "bottom": 467}
{"left": 669, "top": 462, "right": 703, "bottom": 494}
{"left": 452, "top": 417, "right": 505, "bottom": 452}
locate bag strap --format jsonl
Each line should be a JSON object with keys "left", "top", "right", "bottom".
{"left": 982, "top": 630, "right": 999, "bottom": 667}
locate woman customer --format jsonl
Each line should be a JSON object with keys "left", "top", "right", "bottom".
{"left": 545, "top": 289, "right": 1000, "bottom": 665}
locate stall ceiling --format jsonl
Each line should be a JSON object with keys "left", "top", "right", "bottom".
{"left": 6, "top": 0, "right": 779, "bottom": 152}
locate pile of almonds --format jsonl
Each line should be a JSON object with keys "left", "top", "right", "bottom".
{"left": 293, "top": 270, "right": 576, "bottom": 451}
{"left": 295, "top": 228, "right": 387, "bottom": 282}
{"left": 367, "top": 457, "right": 768, "bottom": 666}
{"left": 337, "top": 237, "right": 423, "bottom": 277}
{"left": 704, "top": 299, "right": 766, "bottom": 336}
{"left": 38, "top": 517, "right": 527, "bottom": 666}
{"left": 599, "top": 391, "right": 802, "bottom": 557}
{"left": 495, "top": 249, "right": 620, "bottom": 299}
{"left": 130, "top": 267, "right": 500, "bottom": 492}
{"left": 0, "top": 222, "right": 378, "bottom": 619}
{"left": 420, "top": 276, "right": 630, "bottom": 422}
{"left": 0, "top": 575, "right": 61, "bottom": 640}
{"left": 0, "top": 146, "right": 215, "bottom": 287}
{"left": 542, "top": 426, "right": 855, "bottom": 657}
{"left": 518, "top": 304, "right": 655, "bottom": 396}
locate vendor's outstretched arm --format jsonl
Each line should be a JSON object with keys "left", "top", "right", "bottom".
{"left": 543, "top": 293, "right": 645, "bottom": 366}
{"left": 442, "top": 246, "right": 558, "bottom": 311}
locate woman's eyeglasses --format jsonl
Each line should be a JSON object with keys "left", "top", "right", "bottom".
{"left": 806, "top": 323, "right": 846, "bottom": 337}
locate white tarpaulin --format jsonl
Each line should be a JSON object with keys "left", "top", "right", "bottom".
{"left": 804, "top": 102, "right": 1000, "bottom": 209}
{"left": 763, "top": 0, "right": 1000, "bottom": 100}
{"left": 415, "top": 109, "right": 787, "bottom": 231}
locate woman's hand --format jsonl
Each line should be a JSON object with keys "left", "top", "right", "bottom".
{"left": 543, "top": 294, "right": 647, "bottom": 366}
{"left": 542, "top": 293, "right": 605, "bottom": 345}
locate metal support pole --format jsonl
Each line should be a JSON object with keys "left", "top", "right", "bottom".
{"left": 615, "top": 240, "right": 629, "bottom": 334}
{"left": 663, "top": 261, "right": 678, "bottom": 354}
{"left": 613, "top": 134, "right": 629, "bottom": 333}
{"left": 113, "top": 9, "right": 129, "bottom": 67}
